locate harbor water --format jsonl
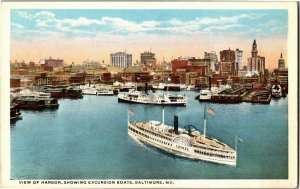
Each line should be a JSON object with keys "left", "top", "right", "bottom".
{"left": 11, "top": 91, "right": 288, "bottom": 179}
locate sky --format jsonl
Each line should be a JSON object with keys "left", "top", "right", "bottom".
{"left": 10, "top": 9, "right": 288, "bottom": 69}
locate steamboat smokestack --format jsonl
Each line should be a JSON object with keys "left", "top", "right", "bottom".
{"left": 145, "top": 83, "right": 148, "bottom": 94}
{"left": 174, "top": 115, "right": 179, "bottom": 134}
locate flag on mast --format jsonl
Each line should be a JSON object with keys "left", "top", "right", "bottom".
{"left": 207, "top": 107, "right": 215, "bottom": 115}
{"left": 128, "top": 109, "right": 135, "bottom": 115}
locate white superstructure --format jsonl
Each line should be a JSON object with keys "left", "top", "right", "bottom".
{"left": 12, "top": 89, "right": 51, "bottom": 99}
{"left": 118, "top": 89, "right": 187, "bottom": 106}
{"left": 97, "top": 89, "right": 114, "bottom": 96}
{"left": 82, "top": 88, "right": 99, "bottom": 95}
{"left": 128, "top": 108, "right": 237, "bottom": 166}
{"left": 198, "top": 85, "right": 231, "bottom": 101}
{"left": 199, "top": 89, "right": 212, "bottom": 100}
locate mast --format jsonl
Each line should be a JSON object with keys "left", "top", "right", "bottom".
{"left": 235, "top": 135, "right": 238, "bottom": 160}
{"left": 203, "top": 104, "right": 207, "bottom": 138}
{"left": 162, "top": 107, "right": 165, "bottom": 126}
{"left": 127, "top": 110, "right": 130, "bottom": 124}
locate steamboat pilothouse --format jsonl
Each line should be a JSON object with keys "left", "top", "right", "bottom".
{"left": 128, "top": 106, "right": 238, "bottom": 166}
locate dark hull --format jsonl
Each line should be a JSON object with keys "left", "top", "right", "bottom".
{"left": 18, "top": 104, "right": 45, "bottom": 109}
{"left": 210, "top": 96, "right": 242, "bottom": 104}
{"left": 118, "top": 98, "right": 186, "bottom": 106}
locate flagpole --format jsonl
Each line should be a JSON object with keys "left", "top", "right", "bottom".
{"left": 162, "top": 107, "right": 165, "bottom": 126}
{"left": 128, "top": 109, "right": 130, "bottom": 124}
{"left": 235, "top": 135, "right": 238, "bottom": 164}
{"left": 203, "top": 104, "right": 206, "bottom": 138}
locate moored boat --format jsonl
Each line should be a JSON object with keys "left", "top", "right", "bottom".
{"left": 198, "top": 89, "right": 212, "bottom": 101}
{"left": 118, "top": 89, "right": 187, "bottom": 106}
{"left": 16, "top": 98, "right": 46, "bottom": 109}
{"left": 10, "top": 103, "right": 22, "bottom": 120}
{"left": 251, "top": 90, "right": 271, "bottom": 104}
{"left": 271, "top": 84, "right": 282, "bottom": 98}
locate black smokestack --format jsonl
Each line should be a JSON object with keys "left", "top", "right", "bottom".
{"left": 145, "top": 83, "right": 148, "bottom": 94}
{"left": 174, "top": 115, "right": 179, "bottom": 134}
{"left": 208, "top": 76, "right": 211, "bottom": 89}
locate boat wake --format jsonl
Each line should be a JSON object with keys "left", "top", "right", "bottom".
{"left": 128, "top": 132, "right": 147, "bottom": 148}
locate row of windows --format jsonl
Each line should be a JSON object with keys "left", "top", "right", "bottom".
{"left": 193, "top": 143, "right": 234, "bottom": 155}
{"left": 194, "top": 149, "right": 235, "bottom": 160}
{"left": 129, "top": 126, "right": 172, "bottom": 146}
{"left": 135, "top": 125, "right": 173, "bottom": 141}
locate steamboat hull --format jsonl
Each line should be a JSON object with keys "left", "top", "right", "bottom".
{"left": 118, "top": 97, "right": 186, "bottom": 106}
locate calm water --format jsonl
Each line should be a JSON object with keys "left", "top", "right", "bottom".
{"left": 11, "top": 91, "right": 288, "bottom": 179}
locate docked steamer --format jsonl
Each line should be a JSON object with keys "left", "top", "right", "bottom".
{"left": 118, "top": 83, "right": 187, "bottom": 106}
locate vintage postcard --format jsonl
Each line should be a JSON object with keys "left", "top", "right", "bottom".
{"left": 0, "top": 1, "right": 298, "bottom": 188}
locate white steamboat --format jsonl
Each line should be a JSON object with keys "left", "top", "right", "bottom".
{"left": 128, "top": 107, "right": 238, "bottom": 166}
{"left": 118, "top": 89, "right": 187, "bottom": 106}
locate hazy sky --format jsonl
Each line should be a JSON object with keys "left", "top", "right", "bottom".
{"left": 10, "top": 9, "right": 288, "bottom": 69}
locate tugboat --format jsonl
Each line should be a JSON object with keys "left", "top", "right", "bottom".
{"left": 271, "top": 84, "right": 282, "bottom": 98}
{"left": 127, "top": 106, "right": 238, "bottom": 166}
{"left": 10, "top": 103, "right": 22, "bottom": 120}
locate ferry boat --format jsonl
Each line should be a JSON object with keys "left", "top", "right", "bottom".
{"left": 128, "top": 107, "right": 237, "bottom": 166}
{"left": 16, "top": 98, "right": 46, "bottom": 109}
{"left": 40, "top": 86, "right": 83, "bottom": 99}
{"left": 12, "top": 89, "right": 59, "bottom": 109}
{"left": 16, "top": 98, "right": 59, "bottom": 109}
{"left": 118, "top": 89, "right": 187, "bottom": 106}
{"left": 271, "top": 84, "right": 282, "bottom": 98}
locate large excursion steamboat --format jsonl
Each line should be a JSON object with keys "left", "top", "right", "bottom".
{"left": 128, "top": 107, "right": 237, "bottom": 166}
{"left": 118, "top": 88, "right": 187, "bottom": 106}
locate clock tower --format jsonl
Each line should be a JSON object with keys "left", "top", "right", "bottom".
{"left": 251, "top": 39, "right": 258, "bottom": 57}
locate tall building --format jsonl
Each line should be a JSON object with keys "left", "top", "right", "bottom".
{"left": 110, "top": 52, "right": 132, "bottom": 68}
{"left": 220, "top": 49, "right": 238, "bottom": 75}
{"left": 235, "top": 49, "right": 243, "bottom": 70}
{"left": 141, "top": 51, "right": 156, "bottom": 66}
{"left": 247, "top": 39, "right": 265, "bottom": 75}
{"left": 204, "top": 51, "right": 218, "bottom": 71}
{"left": 278, "top": 53, "right": 285, "bottom": 70}
{"left": 220, "top": 48, "right": 235, "bottom": 62}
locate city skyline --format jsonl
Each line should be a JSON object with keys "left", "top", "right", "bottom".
{"left": 10, "top": 9, "right": 288, "bottom": 69}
